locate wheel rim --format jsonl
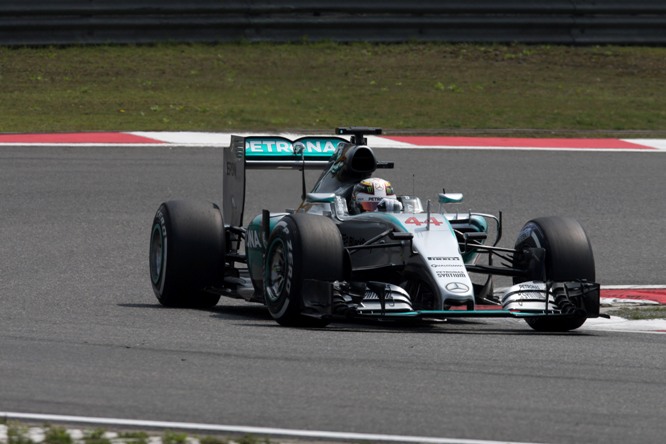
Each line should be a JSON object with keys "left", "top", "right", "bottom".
{"left": 266, "top": 240, "right": 286, "bottom": 303}
{"left": 149, "top": 223, "right": 164, "bottom": 285}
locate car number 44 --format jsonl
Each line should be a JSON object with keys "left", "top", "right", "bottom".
{"left": 404, "top": 217, "right": 442, "bottom": 226}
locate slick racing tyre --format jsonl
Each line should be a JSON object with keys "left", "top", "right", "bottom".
{"left": 513, "top": 216, "right": 595, "bottom": 332}
{"left": 263, "top": 214, "right": 344, "bottom": 327}
{"left": 149, "top": 200, "right": 225, "bottom": 308}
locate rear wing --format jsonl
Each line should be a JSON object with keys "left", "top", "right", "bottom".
{"left": 223, "top": 135, "right": 349, "bottom": 226}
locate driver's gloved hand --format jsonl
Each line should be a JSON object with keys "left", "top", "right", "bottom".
{"left": 377, "top": 198, "right": 403, "bottom": 213}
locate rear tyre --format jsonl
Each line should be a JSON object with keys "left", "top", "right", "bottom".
{"left": 149, "top": 200, "right": 225, "bottom": 308}
{"left": 513, "top": 216, "right": 595, "bottom": 332}
{"left": 264, "top": 214, "right": 344, "bottom": 327}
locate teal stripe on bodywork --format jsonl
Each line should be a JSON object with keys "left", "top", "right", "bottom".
{"left": 384, "top": 310, "right": 551, "bottom": 318}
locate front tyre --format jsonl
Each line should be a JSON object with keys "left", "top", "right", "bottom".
{"left": 264, "top": 214, "right": 344, "bottom": 327}
{"left": 149, "top": 200, "right": 225, "bottom": 308}
{"left": 514, "top": 216, "right": 595, "bottom": 332}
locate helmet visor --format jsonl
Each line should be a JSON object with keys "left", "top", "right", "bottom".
{"left": 358, "top": 200, "right": 380, "bottom": 212}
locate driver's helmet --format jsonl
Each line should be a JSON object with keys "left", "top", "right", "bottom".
{"left": 351, "top": 178, "right": 401, "bottom": 213}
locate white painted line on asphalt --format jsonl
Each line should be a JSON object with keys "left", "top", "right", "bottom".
{"left": 0, "top": 143, "right": 171, "bottom": 147}
{"left": 602, "top": 284, "right": 666, "bottom": 289}
{"left": 126, "top": 133, "right": 666, "bottom": 151}
{"left": 625, "top": 139, "right": 666, "bottom": 150}
{"left": 581, "top": 317, "right": 666, "bottom": 334}
{"left": 127, "top": 133, "right": 416, "bottom": 148}
{"left": 601, "top": 298, "right": 660, "bottom": 306}
{"left": 131, "top": 131, "right": 231, "bottom": 145}
{"left": 2, "top": 132, "right": 666, "bottom": 151}
{"left": 367, "top": 146, "right": 666, "bottom": 152}
{"left": 0, "top": 412, "right": 543, "bottom": 444}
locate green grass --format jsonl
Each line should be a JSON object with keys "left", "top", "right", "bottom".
{"left": 6, "top": 422, "right": 33, "bottom": 444}
{"left": 1, "top": 42, "right": 665, "bottom": 135}
{"left": 606, "top": 306, "right": 666, "bottom": 320}
{"left": 161, "top": 430, "right": 189, "bottom": 444}
{"left": 117, "top": 431, "right": 149, "bottom": 444}
{"left": 0, "top": 423, "right": 265, "bottom": 444}
{"left": 44, "top": 426, "right": 73, "bottom": 444}
{"left": 198, "top": 436, "right": 228, "bottom": 444}
{"left": 83, "top": 429, "right": 112, "bottom": 444}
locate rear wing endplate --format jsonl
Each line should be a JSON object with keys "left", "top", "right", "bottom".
{"left": 223, "top": 135, "right": 348, "bottom": 226}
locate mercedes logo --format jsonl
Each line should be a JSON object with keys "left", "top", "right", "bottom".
{"left": 446, "top": 282, "right": 469, "bottom": 293}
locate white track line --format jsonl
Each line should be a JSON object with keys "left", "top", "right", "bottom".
{"left": 128, "top": 132, "right": 666, "bottom": 151}
{"left": 626, "top": 139, "right": 666, "bottom": 150}
{"left": 0, "top": 412, "right": 542, "bottom": 444}
{"left": 2, "top": 132, "right": 666, "bottom": 151}
{"left": 602, "top": 285, "right": 666, "bottom": 289}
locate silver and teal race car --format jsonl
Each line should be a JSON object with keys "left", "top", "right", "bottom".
{"left": 149, "top": 127, "right": 602, "bottom": 331}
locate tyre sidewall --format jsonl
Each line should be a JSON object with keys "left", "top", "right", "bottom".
{"left": 514, "top": 217, "right": 595, "bottom": 283}
{"left": 263, "top": 214, "right": 344, "bottom": 326}
{"left": 514, "top": 216, "right": 595, "bottom": 331}
{"left": 150, "top": 203, "right": 173, "bottom": 303}
{"left": 149, "top": 200, "right": 225, "bottom": 308}
{"left": 264, "top": 218, "right": 302, "bottom": 321}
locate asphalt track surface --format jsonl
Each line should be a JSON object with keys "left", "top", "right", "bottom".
{"left": 1, "top": 145, "right": 665, "bottom": 444}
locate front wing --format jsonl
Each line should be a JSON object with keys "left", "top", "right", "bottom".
{"left": 301, "top": 280, "right": 602, "bottom": 322}
{"left": 380, "top": 309, "right": 585, "bottom": 319}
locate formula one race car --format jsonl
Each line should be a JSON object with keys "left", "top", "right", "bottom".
{"left": 149, "top": 127, "right": 602, "bottom": 331}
